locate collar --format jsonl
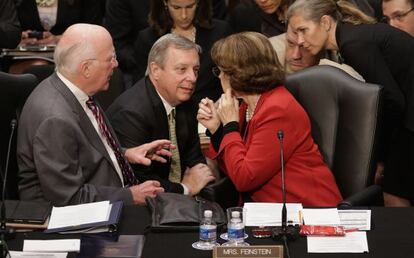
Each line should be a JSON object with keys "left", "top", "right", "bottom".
{"left": 148, "top": 77, "right": 175, "bottom": 116}
{"left": 56, "top": 71, "right": 89, "bottom": 104}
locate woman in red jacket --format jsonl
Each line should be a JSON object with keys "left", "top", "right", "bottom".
{"left": 197, "top": 32, "right": 342, "bottom": 207}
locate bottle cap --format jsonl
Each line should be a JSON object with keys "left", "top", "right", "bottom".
{"left": 204, "top": 210, "right": 213, "bottom": 217}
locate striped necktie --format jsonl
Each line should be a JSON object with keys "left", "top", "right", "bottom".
{"left": 168, "top": 109, "right": 182, "bottom": 183}
{"left": 86, "top": 97, "right": 138, "bottom": 186}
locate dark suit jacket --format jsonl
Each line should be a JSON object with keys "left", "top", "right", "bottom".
{"left": 227, "top": 0, "right": 286, "bottom": 37}
{"left": 104, "top": 0, "right": 150, "bottom": 74}
{"left": 0, "top": 0, "right": 21, "bottom": 49}
{"left": 17, "top": 73, "right": 133, "bottom": 206}
{"left": 107, "top": 77, "right": 206, "bottom": 193}
{"left": 15, "top": 0, "right": 103, "bottom": 35}
{"left": 133, "top": 19, "right": 232, "bottom": 102}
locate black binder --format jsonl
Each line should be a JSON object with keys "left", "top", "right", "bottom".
{"left": 5, "top": 200, "right": 51, "bottom": 224}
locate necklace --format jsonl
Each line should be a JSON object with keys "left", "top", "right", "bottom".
{"left": 36, "top": 0, "right": 55, "bottom": 7}
{"left": 245, "top": 95, "right": 261, "bottom": 122}
{"left": 171, "top": 26, "right": 196, "bottom": 43}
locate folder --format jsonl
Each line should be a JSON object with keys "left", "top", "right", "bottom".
{"left": 5, "top": 200, "right": 51, "bottom": 224}
{"left": 44, "top": 201, "right": 123, "bottom": 233}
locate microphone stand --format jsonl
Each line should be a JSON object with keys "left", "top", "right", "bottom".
{"left": 1, "top": 120, "right": 18, "bottom": 258}
{"left": 272, "top": 130, "right": 299, "bottom": 258}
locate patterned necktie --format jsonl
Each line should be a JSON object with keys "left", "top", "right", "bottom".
{"left": 168, "top": 109, "right": 182, "bottom": 183}
{"left": 86, "top": 97, "right": 138, "bottom": 187}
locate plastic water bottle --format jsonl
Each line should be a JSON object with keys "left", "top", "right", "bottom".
{"left": 200, "top": 210, "right": 217, "bottom": 244}
{"left": 222, "top": 210, "right": 249, "bottom": 246}
{"left": 192, "top": 210, "right": 219, "bottom": 250}
{"left": 228, "top": 211, "right": 244, "bottom": 243}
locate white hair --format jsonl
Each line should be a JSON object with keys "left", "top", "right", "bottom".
{"left": 53, "top": 24, "right": 103, "bottom": 75}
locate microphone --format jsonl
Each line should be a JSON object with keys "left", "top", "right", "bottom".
{"left": 277, "top": 130, "right": 287, "bottom": 233}
{"left": 272, "top": 130, "right": 299, "bottom": 258}
{"left": 0, "top": 119, "right": 17, "bottom": 258}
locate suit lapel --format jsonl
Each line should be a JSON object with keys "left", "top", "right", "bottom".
{"left": 145, "top": 78, "right": 169, "bottom": 139}
{"left": 51, "top": 74, "right": 117, "bottom": 171}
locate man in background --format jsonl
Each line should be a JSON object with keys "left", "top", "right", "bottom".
{"left": 383, "top": 0, "right": 414, "bottom": 36}
{"left": 270, "top": 30, "right": 364, "bottom": 81}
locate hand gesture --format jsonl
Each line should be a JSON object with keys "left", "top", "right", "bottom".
{"left": 197, "top": 97, "right": 221, "bottom": 134}
{"left": 125, "top": 139, "right": 175, "bottom": 166}
{"left": 217, "top": 88, "right": 239, "bottom": 125}
{"left": 129, "top": 180, "right": 164, "bottom": 205}
{"left": 181, "top": 163, "right": 216, "bottom": 196}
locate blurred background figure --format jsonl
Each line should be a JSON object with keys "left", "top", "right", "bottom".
{"left": 269, "top": 32, "right": 364, "bottom": 80}
{"left": 104, "top": 0, "right": 151, "bottom": 89}
{"left": 382, "top": 0, "right": 414, "bottom": 36}
{"left": 133, "top": 0, "right": 231, "bottom": 103}
{"left": 227, "top": 0, "right": 376, "bottom": 36}
{"left": 104, "top": 0, "right": 230, "bottom": 89}
{"left": 9, "top": 0, "right": 104, "bottom": 74}
{"left": 197, "top": 32, "right": 342, "bottom": 206}
{"left": 227, "top": 0, "right": 293, "bottom": 36}
{"left": 0, "top": 0, "right": 21, "bottom": 49}
{"left": 288, "top": 0, "right": 414, "bottom": 207}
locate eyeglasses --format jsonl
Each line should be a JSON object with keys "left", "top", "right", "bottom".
{"left": 212, "top": 66, "right": 221, "bottom": 77}
{"left": 382, "top": 7, "right": 414, "bottom": 23}
{"left": 85, "top": 52, "right": 117, "bottom": 64}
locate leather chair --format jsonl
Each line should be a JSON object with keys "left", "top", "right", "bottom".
{"left": 285, "top": 65, "right": 383, "bottom": 206}
{"left": 201, "top": 65, "right": 383, "bottom": 208}
{"left": 0, "top": 72, "right": 38, "bottom": 199}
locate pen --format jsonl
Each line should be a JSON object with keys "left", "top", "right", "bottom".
{"left": 298, "top": 210, "right": 303, "bottom": 225}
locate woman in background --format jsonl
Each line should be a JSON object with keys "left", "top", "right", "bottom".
{"left": 133, "top": 0, "right": 231, "bottom": 102}
{"left": 287, "top": 0, "right": 414, "bottom": 206}
{"left": 197, "top": 32, "right": 342, "bottom": 206}
{"left": 9, "top": 0, "right": 103, "bottom": 73}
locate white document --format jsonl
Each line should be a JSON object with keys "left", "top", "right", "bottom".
{"left": 307, "top": 231, "right": 369, "bottom": 253}
{"left": 23, "top": 239, "right": 80, "bottom": 253}
{"left": 339, "top": 209, "right": 371, "bottom": 230}
{"left": 302, "top": 208, "right": 340, "bottom": 226}
{"left": 244, "top": 202, "right": 303, "bottom": 226}
{"left": 47, "top": 201, "right": 111, "bottom": 230}
{"left": 10, "top": 251, "right": 68, "bottom": 258}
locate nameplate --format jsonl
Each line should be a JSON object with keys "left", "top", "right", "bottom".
{"left": 213, "top": 245, "right": 283, "bottom": 258}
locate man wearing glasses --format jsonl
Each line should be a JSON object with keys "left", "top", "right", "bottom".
{"left": 383, "top": 0, "right": 414, "bottom": 36}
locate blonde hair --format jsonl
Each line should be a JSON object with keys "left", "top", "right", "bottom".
{"left": 211, "top": 32, "right": 284, "bottom": 94}
{"left": 287, "top": 0, "right": 376, "bottom": 25}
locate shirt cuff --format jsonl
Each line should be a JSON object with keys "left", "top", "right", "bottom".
{"left": 181, "top": 183, "right": 189, "bottom": 195}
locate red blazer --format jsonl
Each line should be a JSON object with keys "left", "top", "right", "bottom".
{"left": 212, "top": 86, "right": 342, "bottom": 207}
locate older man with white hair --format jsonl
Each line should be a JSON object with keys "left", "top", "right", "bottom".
{"left": 17, "top": 23, "right": 171, "bottom": 206}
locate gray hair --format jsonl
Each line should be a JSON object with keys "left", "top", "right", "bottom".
{"left": 146, "top": 33, "right": 202, "bottom": 75}
{"left": 287, "top": 0, "right": 376, "bottom": 25}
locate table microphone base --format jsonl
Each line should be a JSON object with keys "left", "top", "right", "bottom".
{"left": 272, "top": 225, "right": 300, "bottom": 241}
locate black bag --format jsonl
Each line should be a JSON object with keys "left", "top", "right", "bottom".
{"left": 145, "top": 192, "right": 226, "bottom": 232}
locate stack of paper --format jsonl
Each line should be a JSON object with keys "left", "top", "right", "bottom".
{"left": 301, "top": 208, "right": 371, "bottom": 253}
{"left": 45, "top": 201, "right": 122, "bottom": 233}
{"left": 244, "top": 203, "right": 303, "bottom": 226}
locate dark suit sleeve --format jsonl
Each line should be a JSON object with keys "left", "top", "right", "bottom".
{"left": 132, "top": 30, "right": 154, "bottom": 83}
{"left": 30, "top": 117, "right": 133, "bottom": 206}
{"left": 109, "top": 108, "right": 185, "bottom": 194}
{"left": 343, "top": 41, "right": 405, "bottom": 126}
{"left": 80, "top": 0, "right": 103, "bottom": 25}
{"left": 104, "top": 0, "right": 146, "bottom": 73}
{"left": 0, "top": 0, "right": 21, "bottom": 49}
